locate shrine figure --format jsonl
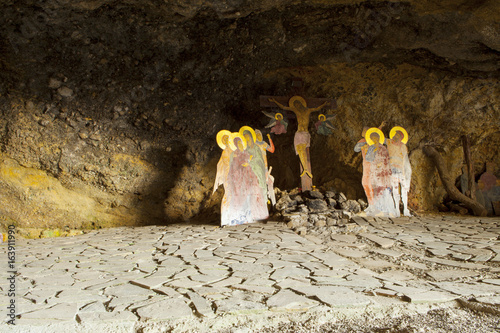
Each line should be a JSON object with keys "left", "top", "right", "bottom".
{"left": 262, "top": 111, "right": 288, "bottom": 135}
{"left": 220, "top": 132, "right": 268, "bottom": 226}
{"left": 213, "top": 130, "right": 232, "bottom": 195}
{"left": 355, "top": 125, "right": 379, "bottom": 209}
{"left": 385, "top": 126, "right": 412, "bottom": 216}
{"left": 315, "top": 113, "right": 336, "bottom": 136}
{"left": 255, "top": 129, "right": 276, "bottom": 205}
{"left": 479, "top": 162, "right": 499, "bottom": 215}
{"left": 268, "top": 96, "right": 328, "bottom": 179}
{"left": 355, "top": 126, "right": 398, "bottom": 216}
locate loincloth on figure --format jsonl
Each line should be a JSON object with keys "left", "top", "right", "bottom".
{"left": 294, "top": 131, "right": 310, "bottom": 155}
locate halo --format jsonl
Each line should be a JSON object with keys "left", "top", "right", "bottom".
{"left": 365, "top": 127, "right": 385, "bottom": 146}
{"left": 229, "top": 132, "right": 247, "bottom": 151}
{"left": 389, "top": 126, "right": 408, "bottom": 144}
{"left": 274, "top": 112, "right": 283, "bottom": 120}
{"left": 289, "top": 96, "right": 307, "bottom": 108}
{"left": 216, "top": 130, "right": 231, "bottom": 149}
{"left": 239, "top": 126, "right": 257, "bottom": 144}
{"left": 318, "top": 114, "right": 326, "bottom": 121}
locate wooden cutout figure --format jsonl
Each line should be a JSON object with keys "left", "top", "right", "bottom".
{"left": 355, "top": 127, "right": 398, "bottom": 217}
{"left": 385, "top": 126, "right": 412, "bottom": 216}
{"left": 479, "top": 162, "right": 498, "bottom": 215}
{"left": 315, "top": 113, "right": 336, "bottom": 136}
{"left": 214, "top": 128, "right": 270, "bottom": 226}
{"left": 262, "top": 111, "right": 288, "bottom": 134}
{"left": 255, "top": 129, "right": 276, "bottom": 205}
{"left": 263, "top": 95, "right": 332, "bottom": 191}
{"left": 213, "top": 130, "right": 232, "bottom": 196}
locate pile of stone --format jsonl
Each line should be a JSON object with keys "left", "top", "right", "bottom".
{"left": 272, "top": 187, "right": 368, "bottom": 239}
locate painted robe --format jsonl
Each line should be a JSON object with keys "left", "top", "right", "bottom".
{"left": 223, "top": 148, "right": 268, "bottom": 226}
{"left": 365, "top": 144, "right": 399, "bottom": 217}
{"left": 256, "top": 138, "right": 276, "bottom": 205}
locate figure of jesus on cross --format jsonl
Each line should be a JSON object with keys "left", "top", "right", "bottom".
{"left": 261, "top": 93, "right": 334, "bottom": 191}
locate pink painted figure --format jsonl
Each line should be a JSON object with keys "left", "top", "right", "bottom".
{"left": 262, "top": 110, "right": 288, "bottom": 135}
{"left": 355, "top": 126, "right": 398, "bottom": 217}
{"left": 225, "top": 135, "right": 268, "bottom": 225}
{"left": 385, "top": 127, "right": 412, "bottom": 216}
{"left": 255, "top": 129, "right": 276, "bottom": 205}
{"left": 479, "top": 162, "right": 498, "bottom": 215}
{"left": 213, "top": 130, "right": 232, "bottom": 196}
{"left": 213, "top": 130, "right": 235, "bottom": 226}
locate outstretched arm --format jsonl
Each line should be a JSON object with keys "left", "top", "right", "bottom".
{"left": 269, "top": 97, "right": 292, "bottom": 111}
{"left": 266, "top": 134, "right": 275, "bottom": 153}
{"left": 309, "top": 101, "right": 329, "bottom": 113}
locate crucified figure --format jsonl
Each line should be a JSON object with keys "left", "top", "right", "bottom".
{"left": 268, "top": 96, "right": 328, "bottom": 179}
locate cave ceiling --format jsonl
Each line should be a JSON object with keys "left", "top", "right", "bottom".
{"left": 1, "top": 0, "right": 499, "bottom": 89}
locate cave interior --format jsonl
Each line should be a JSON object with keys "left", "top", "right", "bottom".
{"left": 0, "top": 0, "right": 499, "bottom": 236}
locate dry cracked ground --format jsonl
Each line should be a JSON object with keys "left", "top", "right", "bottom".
{"left": 1, "top": 215, "right": 500, "bottom": 332}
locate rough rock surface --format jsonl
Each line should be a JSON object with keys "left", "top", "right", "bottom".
{"left": 0, "top": 0, "right": 498, "bottom": 234}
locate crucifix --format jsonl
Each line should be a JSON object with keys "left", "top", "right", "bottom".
{"left": 260, "top": 79, "right": 336, "bottom": 191}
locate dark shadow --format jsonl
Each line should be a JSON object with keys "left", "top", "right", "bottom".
{"left": 138, "top": 142, "right": 191, "bottom": 226}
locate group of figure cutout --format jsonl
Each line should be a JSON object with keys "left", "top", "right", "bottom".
{"left": 213, "top": 127, "right": 276, "bottom": 226}
{"left": 355, "top": 124, "right": 412, "bottom": 217}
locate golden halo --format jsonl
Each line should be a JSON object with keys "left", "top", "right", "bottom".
{"left": 274, "top": 112, "right": 283, "bottom": 120}
{"left": 216, "top": 130, "right": 231, "bottom": 149}
{"left": 365, "top": 127, "right": 385, "bottom": 146}
{"left": 229, "top": 132, "right": 247, "bottom": 151}
{"left": 318, "top": 114, "right": 326, "bottom": 121}
{"left": 390, "top": 126, "right": 408, "bottom": 144}
{"left": 289, "top": 96, "right": 307, "bottom": 108}
{"left": 239, "top": 126, "right": 257, "bottom": 144}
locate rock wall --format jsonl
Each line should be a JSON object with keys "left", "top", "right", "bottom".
{"left": 267, "top": 63, "right": 499, "bottom": 212}
{"left": 0, "top": 0, "right": 498, "bottom": 236}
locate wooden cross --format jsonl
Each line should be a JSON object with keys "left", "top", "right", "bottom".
{"left": 260, "top": 81, "right": 336, "bottom": 191}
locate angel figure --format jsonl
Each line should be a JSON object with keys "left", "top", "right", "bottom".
{"left": 315, "top": 113, "right": 336, "bottom": 135}
{"left": 262, "top": 110, "right": 288, "bottom": 135}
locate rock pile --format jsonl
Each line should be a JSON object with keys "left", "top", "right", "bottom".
{"left": 272, "top": 187, "right": 368, "bottom": 240}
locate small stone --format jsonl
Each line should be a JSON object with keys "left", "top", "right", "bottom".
{"left": 307, "top": 199, "right": 328, "bottom": 212}
{"left": 294, "top": 195, "right": 304, "bottom": 203}
{"left": 325, "top": 191, "right": 336, "bottom": 198}
{"left": 286, "top": 216, "right": 307, "bottom": 228}
{"left": 296, "top": 227, "right": 307, "bottom": 236}
{"left": 89, "top": 133, "right": 102, "bottom": 141}
{"left": 326, "top": 217, "right": 337, "bottom": 226}
{"left": 26, "top": 100, "right": 35, "bottom": 110}
{"left": 337, "top": 192, "right": 347, "bottom": 203}
{"left": 49, "top": 77, "right": 62, "bottom": 89}
{"left": 314, "top": 219, "right": 326, "bottom": 228}
{"left": 358, "top": 199, "right": 368, "bottom": 209}
{"left": 39, "top": 119, "right": 50, "bottom": 127}
{"left": 306, "top": 190, "right": 324, "bottom": 199}
{"left": 276, "top": 195, "right": 292, "bottom": 211}
{"left": 79, "top": 132, "right": 88, "bottom": 139}
{"left": 340, "top": 200, "right": 361, "bottom": 213}
{"left": 58, "top": 86, "right": 73, "bottom": 97}
{"left": 327, "top": 198, "right": 337, "bottom": 207}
